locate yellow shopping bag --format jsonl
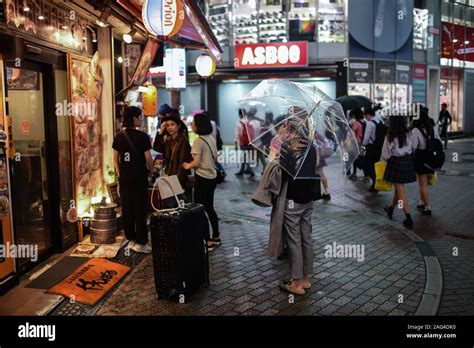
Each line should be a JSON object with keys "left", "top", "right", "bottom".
{"left": 427, "top": 173, "right": 436, "bottom": 186}
{"left": 374, "top": 161, "right": 393, "bottom": 192}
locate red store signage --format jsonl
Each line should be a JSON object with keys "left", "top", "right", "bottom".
{"left": 234, "top": 41, "right": 309, "bottom": 69}
{"left": 413, "top": 64, "right": 427, "bottom": 80}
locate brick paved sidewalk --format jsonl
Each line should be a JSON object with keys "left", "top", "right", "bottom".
{"left": 96, "top": 172, "right": 427, "bottom": 316}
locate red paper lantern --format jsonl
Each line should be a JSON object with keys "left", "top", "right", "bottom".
{"left": 142, "top": 83, "right": 158, "bottom": 116}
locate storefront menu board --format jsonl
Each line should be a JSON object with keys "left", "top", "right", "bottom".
{"left": 349, "top": 61, "right": 374, "bottom": 83}
{"left": 375, "top": 61, "right": 396, "bottom": 83}
{"left": 396, "top": 64, "right": 412, "bottom": 84}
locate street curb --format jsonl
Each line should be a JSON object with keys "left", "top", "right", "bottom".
{"left": 348, "top": 205, "right": 444, "bottom": 316}
{"left": 351, "top": 206, "right": 444, "bottom": 316}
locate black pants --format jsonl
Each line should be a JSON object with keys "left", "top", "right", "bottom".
{"left": 194, "top": 174, "right": 219, "bottom": 239}
{"left": 237, "top": 145, "right": 255, "bottom": 175}
{"left": 365, "top": 146, "right": 380, "bottom": 188}
{"left": 120, "top": 178, "right": 148, "bottom": 245}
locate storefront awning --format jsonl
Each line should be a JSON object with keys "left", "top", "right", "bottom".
{"left": 117, "top": 0, "right": 223, "bottom": 61}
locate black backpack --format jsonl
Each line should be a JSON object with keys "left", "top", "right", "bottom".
{"left": 419, "top": 127, "right": 445, "bottom": 171}
{"left": 371, "top": 119, "right": 388, "bottom": 152}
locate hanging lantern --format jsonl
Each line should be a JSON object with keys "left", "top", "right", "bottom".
{"left": 142, "top": 83, "right": 158, "bottom": 116}
{"left": 195, "top": 54, "right": 216, "bottom": 78}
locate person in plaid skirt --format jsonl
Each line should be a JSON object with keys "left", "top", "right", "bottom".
{"left": 381, "top": 116, "right": 416, "bottom": 229}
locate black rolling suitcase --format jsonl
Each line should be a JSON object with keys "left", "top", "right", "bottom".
{"left": 150, "top": 203, "right": 209, "bottom": 301}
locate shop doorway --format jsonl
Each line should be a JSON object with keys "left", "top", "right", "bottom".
{"left": 5, "top": 61, "right": 71, "bottom": 274}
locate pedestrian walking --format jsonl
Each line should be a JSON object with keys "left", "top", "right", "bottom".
{"left": 314, "top": 131, "right": 331, "bottom": 200}
{"left": 248, "top": 111, "right": 268, "bottom": 174}
{"left": 349, "top": 108, "right": 366, "bottom": 180}
{"left": 182, "top": 113, "right": 220, "bottom": 252}
{"left": 113, "top": 106, "right": 154, "bottom": 253}
{"left": 411, "top": 108, "right": 441, "bottom": 216}
{"left": 153, "top": 114, "right": 193, "bottom": 198}
{"left": 438, "top": 103, "right": 452, "bottom": 149}
{"left": 382, "top": 116, "right": 416, "bottom": 229}
{"left": 363, "top": 107, "right": 387, "bottom": 193}
{"left": 234, "top": 109, "right": 255, "bottom": 177}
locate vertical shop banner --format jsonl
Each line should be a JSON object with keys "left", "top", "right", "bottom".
{"left": 348, "top": 0, "right": 413, "bottom": 60}
{"left": 69, "top": 53, "right": 104, "bottom": 216}
{"left": 125, "top": 44, "right": 142, "bottom": 85}
{"left": 129, "top": 38, "right": 161, "bottom": 87}
{"left": 412, "top": 63, "right": 426, "bottom": 104}
{"left": 165, "top": 48, "right": 186, "bottom": 89}
{"left": 441, "top": 22, "right": 474, "bottom": 62}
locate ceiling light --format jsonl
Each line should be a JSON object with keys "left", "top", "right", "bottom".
{"left": 123, "top": 28, "right": 136, "bottom": 44}
{"left": 453, "top": 39, "right": 458, "bottom": 43}
{"left": 23, "top": 6, "right": 30, "bottom": 12}
{"left": 465, "top": 40, "right": 470, "bottom": 44}
{"left": 38, "top": 15, "right": 45, "bottom": 20}
{"left": 97, "top": 8, "right": 111, "bottom": 27}
{"left": 117, "top": 56, "right": 123, "bottom": 64}
{"left": 62, "top": 25, "right": 68, "bottom": 29}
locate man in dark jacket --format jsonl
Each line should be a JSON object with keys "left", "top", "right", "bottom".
{"left": 439, "top": 103, "right": 452, "bottom": 149}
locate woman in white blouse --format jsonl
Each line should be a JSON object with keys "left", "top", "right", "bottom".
{"left": 381, "top": 116, "right": 417, "bottom": 229}
{"left": 410, "top": 109, "right": 440, "bottom": 216}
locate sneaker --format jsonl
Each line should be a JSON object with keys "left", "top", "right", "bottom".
{"left": 235, "top": 172, "right": 244, "bottom": 176}
{"left": 248, "top": 172, "right": 255, "bottom": 178}
{"left": 130, "top": 243, "right": 152, "bottom": 254}
{"left": 279, "top": 280, "right": 305, "bottom": 295}
{"left": 127, "top": 241, "right": 136, "bottom": 249}
{"left": 368, "top": 187, "right": 379, "bottom": 193}
{"left": 422, "top": 209, "right": 432, "bottom": 216}
{"left": 322, "top": 193, "right": 331, "bottom": 201}
{"left": 349, "top": 174, "right": 357, "bottom": 181}
{"left": 403, "top": 214, "right": 414, "bottom": 229}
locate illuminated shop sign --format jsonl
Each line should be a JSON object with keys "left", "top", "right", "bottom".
{"left": 234, "top": 41, "right": 308, "bottom": 69}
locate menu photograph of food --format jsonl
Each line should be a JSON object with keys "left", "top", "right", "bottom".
{"left": 69, "top": 52, "right": 104, "bottom": 215}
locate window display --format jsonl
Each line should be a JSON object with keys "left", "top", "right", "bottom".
{"left": 440, "top": 78, "right": 462, "bottom": 132}
{"left": 208, "top": 0, "right": 231, "bottom": 47}
{"left": 348, "top": 83, "right": 371, "bottom": 98}
{"left": 288, "top": 0, "right": 316, "bottom": 42}
{"left": 318, "top": 0, "right": 346, "bottom": 43}
{"left": 413, "top": 8, "right": 429, "bottom": 50}
{"left": 258, "top": 2, "right": 287, "bottom": 43}
{"left": 233, "top": 1, "right": 258, "bottom": 45}
{"left": 373, "top": 84, "right": 392, "bottom": 109}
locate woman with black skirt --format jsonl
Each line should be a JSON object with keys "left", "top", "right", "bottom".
{"left": 411, "top": 109, "right": 440, "bottom": 216}
{"left": 382, "top": 116, "right": 417, "bottom": 229}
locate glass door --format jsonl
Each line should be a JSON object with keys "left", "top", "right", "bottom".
{"left": 6, "top": 67, "right": 52, "bottom": 267}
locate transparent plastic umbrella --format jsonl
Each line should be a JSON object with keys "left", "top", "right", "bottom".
{"left": 239, "top": 79, "right": 359, "bottom": 178}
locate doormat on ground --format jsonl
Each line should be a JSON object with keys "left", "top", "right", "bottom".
{"left": 26, "top": 257, "right": 90, "bottom": 290}
{"left": 46, "top": 258, "right": 130, "bottom": 306}
{"left": 70, "top": 233, "right": 126, "bottom": 258}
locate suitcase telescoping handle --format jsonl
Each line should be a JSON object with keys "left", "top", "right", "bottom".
{"left": 151, "top": 176, "right": 182, "bottom": 212}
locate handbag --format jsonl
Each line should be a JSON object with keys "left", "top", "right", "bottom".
{"left": 151, "top": 175, "right": 186, "bottom": 210}
{"left": 200, "top": 137, "right": 226, "bottom": 184}
{"left": 374, "top": 161, "right": 393, "bottom": 192}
